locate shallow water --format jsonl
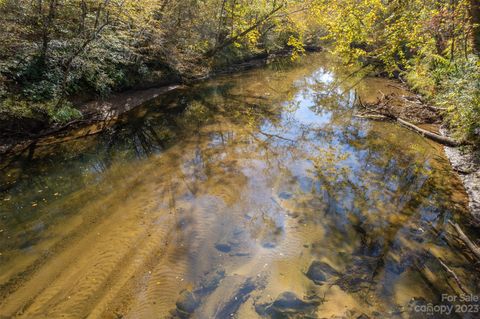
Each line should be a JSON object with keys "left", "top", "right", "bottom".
{"left": 0, "top": 53, "right": 477, "bottom": 318}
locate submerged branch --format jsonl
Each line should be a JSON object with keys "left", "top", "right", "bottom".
{"left": 437, "top": 256, "right": 470, "bottom": 295}
{"left": 449, "top": 221, "right": 480, "bottom": 262}
{"left": 258, "top": 130, "right": 296, "bottom": 142}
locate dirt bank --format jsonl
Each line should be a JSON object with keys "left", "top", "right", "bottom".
{"left": 0, "top": 84, "right": 185, "bottom": 158}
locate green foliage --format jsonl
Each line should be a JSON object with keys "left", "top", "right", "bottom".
{"left": 311, "top": 0, "right": 479, "bottom": 144}
{"left": 48, "top": 102, "right": 83, "bottom": 124}
{"left": 405, "top": 51, "right": 480, "bottom": 143}
{"left": 287, "top": 35, "right": 305, "bottom": 61}
{"left": 0, "top": 0, "right": 478, "bottom": 143}
{"left": 405, "top": 52, "right": 453, "bottom": 98}
{"left": 0, "top": 97, "right": 37, "bottom": 120}
{"left": 435, "top": 57, "right": 480, "bottom": 142}
{"left": 0, "top": 0, "right": 316, "bottom": 128}
{"left": 0, "top": 97, "right": 82, "bottom": 124}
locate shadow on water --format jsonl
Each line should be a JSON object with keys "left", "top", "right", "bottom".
{"left": 0, "top": 53, "right": 476, "bottom": 318}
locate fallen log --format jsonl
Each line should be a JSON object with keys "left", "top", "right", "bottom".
{"left": 354, "top": 114, "right": 389, "bottom": 121}
{"left": 355, "top": 110, "right": 463, "bottom": 146}
{"left": 449, "top": 221, "right": 480, "bottom": 262}
{"left": 437, "top": 257, "right": 469, "bottom": 295}
{"left": 396, "top": 118, "right": 462, "bottom": 147}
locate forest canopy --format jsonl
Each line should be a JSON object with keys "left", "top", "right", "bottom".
{"left": 0, "top": 0, "right": 479, "bottom": 143}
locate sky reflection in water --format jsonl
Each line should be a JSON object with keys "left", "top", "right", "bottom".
{"left": 0, "top": 53, "right": 474, "bottom": 319}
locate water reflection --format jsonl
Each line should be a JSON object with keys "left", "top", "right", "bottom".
{"left": 0, "top": 53, "right": 473, "bottom": 318}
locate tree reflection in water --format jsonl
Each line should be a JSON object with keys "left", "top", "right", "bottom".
{"left": 0, "top": 53, "right": 474, "bottom": 318}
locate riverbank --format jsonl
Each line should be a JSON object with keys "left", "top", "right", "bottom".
{"left": 0, "top": 84, "right": 185, "bottom": 158}
{"left": 0, "top": 47, "right": 321, "bottom": 158}
{"left": 2, "top": 50, "right": 477, "bottom": 221}
{"left": 356, "top": 81, "right": 479, "bottom": 218}
{"left": 443, "top": 141, "right": 480, "bottom": 220}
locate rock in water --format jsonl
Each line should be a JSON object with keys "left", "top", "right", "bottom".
{"left": 214, "top": 278, "right": 256, "bottom": 318}
{"left": 174, "top": 269, "right": 225, "bottom": 318}
{"left": 195, "top": 275, "right": 261, "bottom": 318}
{"left": 255, "top": 291, "right": 321, "bottom": 318}
{"left": 195, "top": 269, "right": 225, "bottom": 295}
{"left": 176, "top": 290, "right": 200, "bottom": 318}
{"left": 334, "top": 256, "right": 377, "bottom": 293}
{"left": 305, "top": 261, "right": 340, "bottom": 285}
{"left": 214, "top": 242, "right": 232, "bottom": 253}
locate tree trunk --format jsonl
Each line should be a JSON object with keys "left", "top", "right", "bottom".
{"left": 215, "top": 0, "right": 228, "bottom": 47}
{"left": 204, "top": 4, "right": 284, "bottom": 58}
{"left": 39, "top": 0, "right": 58, "bottom": 65}
{"left": 472, "top": 0, "right": 480, "bottom": 54}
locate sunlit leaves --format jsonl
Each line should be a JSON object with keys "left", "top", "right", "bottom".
{"left": 287, "top": 35, "right": 305, "bottom": 60}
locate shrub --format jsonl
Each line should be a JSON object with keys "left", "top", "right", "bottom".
{"left": 406, "top": 54, "right": 480, "bottom": 143}
{"left": 436, "top": 56, "right": 480, "bottom": 143}
{"left": 0, "top": 97, "right": 82, "bottom": 125}
{"left": 47, "top": 102, "right": 82, "bottom": 124}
